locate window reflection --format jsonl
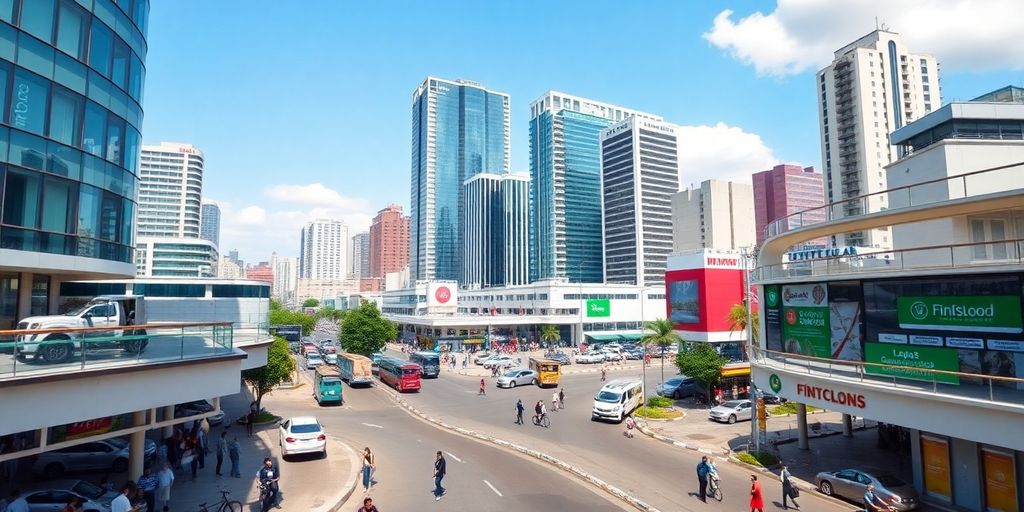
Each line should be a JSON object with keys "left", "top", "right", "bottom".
{"left": 11, "top": 70, "right": 51, "bottom": 135}
{"left": 56, "top": 1, "right": 89, "bottom": 60}
{"left": 89, "top": 20, "right": 113, "bottom": 77}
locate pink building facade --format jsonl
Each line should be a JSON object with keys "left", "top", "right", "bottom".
{"left": 752, "top": 164, "right": 827, "bottom": 246}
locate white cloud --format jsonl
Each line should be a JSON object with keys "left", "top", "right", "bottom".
{"left": 264, "top": 183, "right": 371, "bottom": 210}
{"left": 677, "top": 122, "right": 782, "bottom": 186}
{"left": 704, "top": 0, "right": 1024, "bottom": 76}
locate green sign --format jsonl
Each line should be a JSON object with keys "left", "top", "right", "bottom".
{"left": 864, "top": 342, "right": 960, "bottom": 385}
{"left": 765, "top": 286, "right": 779, "bottom": 308}
{"left": 897, "top": 296, "right": 1022, "bottom": 334}
{"left": 586, "top": 299, "right": 611, "bottom": 318}
{"left": 768, "top": 374, "right": 782, "bottom": 393}
{"left": 782, "top": 306, "right": 831, "bottom": 358}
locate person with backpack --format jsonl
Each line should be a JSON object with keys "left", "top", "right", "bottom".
{"left": 696, "top": 456, "right": 713, "bottom": 502}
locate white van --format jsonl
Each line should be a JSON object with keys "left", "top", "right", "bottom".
{"left": 591, "top": 378, "right": 644, "bottom": 423}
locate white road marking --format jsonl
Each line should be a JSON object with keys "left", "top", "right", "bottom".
{"left": 483, "top": 479, "right": 503, "bottom": 497}
{"left": 445, "top": 451, "right": 463, "bottom": 463}
{"left": 360, "top": 423, "right": 384, "bottom": 429}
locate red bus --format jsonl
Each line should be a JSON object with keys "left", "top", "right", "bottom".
{"left": 377, "top": 357, "right": 421, "bottom": 392}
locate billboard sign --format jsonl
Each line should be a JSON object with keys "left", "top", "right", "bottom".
{"left": 897, "top": 296, "right": 1022, "bottom": 333}
{"left": 781, "top": 283, "right": 831, "bottom": 358}
{"left": 586, "top": 299, "right": 611, "bottom": 318}
{"left": 864, "top": 342, "right": 960, "bottom": 385}
{"left": 426, "top": 282, "right": 458, "bottom": 311}
{"left": 668, "top": 279, "right": 699, "bottom": 324}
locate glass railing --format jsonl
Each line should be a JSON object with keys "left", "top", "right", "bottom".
{"left": 751, "top": 347, "right": 1024, "bottom": 407}
{"left": 753, "top": 239, "right": 1024, "bottom": 282}
{"left": 764, "top": 161, "right": 1024, "bottom": 241}
{"left": 0, "top": 322, "right": 234, "bottom": 380}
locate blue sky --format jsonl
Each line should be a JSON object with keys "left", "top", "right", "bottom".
{"left": 141, "top": 1, "right": 1023, "bottom": 262}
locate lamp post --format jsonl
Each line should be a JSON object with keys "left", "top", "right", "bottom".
{"left": 577, "top": 260, "right": 584, "bottom": 348}
{"left": 741, "top": 246, "right": 760, "bottom": 454}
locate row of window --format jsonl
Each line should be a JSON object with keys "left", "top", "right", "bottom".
{"left": 563, "top": 293, "right": 639, "bottom": 300}
{"left": 58, "top": 282, "right": 271, "bottom": 298}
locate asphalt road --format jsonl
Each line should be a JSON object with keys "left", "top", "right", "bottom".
{"left": 275, "top": 366, "right": 625, "bottom": 511}
{"left": 386, "top": 354, "right": 860, "bottom": 512}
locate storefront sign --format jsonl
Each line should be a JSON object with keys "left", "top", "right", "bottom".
{"left": 921, "top": 436, "right": 952, "bottom": 500}
{"left": 795, "top": 383, "right": 866, "bottom": 408}
{"left": 897, "top": 296, "right": 1023, "bottom": 333}
{"left": 782, "top": 284, "right": 831, "bottom": 358}
{"left": 878, "top": 333, "right": 908, "bottom": 344}
{"left": 764, "top": 286, "right": 782, "bottom": 352}
{"left": 586, "top": 299, "right": 611, "bottom": 318}
{"left": 945, "top": 337, "right": 984, "bottom": 349}
{"left": 864, "top": 343, "right": 960, "bottom": 385}
{"left": 983, "top": 449, "right": 1018, "bottom": 512}
{"left": 786, "top": 246, "right": 858, "bottom": 262}
{"left": 988, "top": 339, "right": 1024, "bottom": 352}
{"left": 909, "top": 335, "right": 944, "bottom": 346}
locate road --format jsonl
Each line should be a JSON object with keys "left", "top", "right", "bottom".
{"left": 384, "top": 353, "right": 860, "bottom": 512}
{"left": 271, "top": 368, "right": 625, "bottom": 511}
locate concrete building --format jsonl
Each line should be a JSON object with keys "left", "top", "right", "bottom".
{"left": 410, "top": 77, "right": 510, "bottom": 283}
{"left": 463, "top": 172, "right": 530, "bottom": 289}
{"left": 752, "top": 165, "right": 826, "bottom": 246}
{"left": 296, "top": 278, "right": 359, "bottom": 304}
{"left": 600, "top": 117, "right": 680, "bottom": 287}
{"left": 135, "top": 238, "right": 218, "bottom": 278}
{"left": 299, "top": 219, "right": 349, "bottom": 280}
{"left": 672, "top": 180, "right": 755, "bottom": 253}
{"left": 270, "top": 253, "right": 298, "bottom": 305}
{"left": 369, "top": 204, "right": 410, "bottom": 279}
{"left": 218, "top": 255, "right": 244, "bottom": 279}
{"left": 817, "top": 29, "right": 940, "bottom": 248}
{"left": 245, "top": 262, "right": 274, "bottom": 284}
{"left": 350, "top": 232, "right": 370, "bottom": 279}
{"left": 138, "top": 143, "right": 205, "bottom": 239}
{"left": 529, "top": 91, "right": 661, "bottom": 283}
{"left": 200, "top": 202, "right": 221, "bottom": 247}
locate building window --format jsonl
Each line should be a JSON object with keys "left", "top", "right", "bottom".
{"left": 11, "top": 70, "right": 51, "bottom": 135}
{"left": 88, "top": 20, "right": 113, "bottom": 76}
{"left": 55, "top": 0, "right": 88, "bottom": 60}
{"left": 19, "top": 0, "right": 56, "bottom": 42}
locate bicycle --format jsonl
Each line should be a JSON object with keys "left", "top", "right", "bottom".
{"left": 198, "top": 489, "right": 242, "bottom": 512}
{"left": 708, "top": 474, "right": 723, "bottom": 501}
{"left": 532, "top": 414, "right": 550, "bottom": 428}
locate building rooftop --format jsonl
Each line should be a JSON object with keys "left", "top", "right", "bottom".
{"left": 890, "top": 85, "right": 1024, "bottom": 145}
{"left": 971, "top": 85, "right": 1024, "bottom": 104}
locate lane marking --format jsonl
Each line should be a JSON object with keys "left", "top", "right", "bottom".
{"left": 483, "top": 479, "right": 503, "bottom": 497}
{"left": 360, "top": 423, "right": 384, "bottom": 429}
{"left": 445, "top": 451, "right": 463, "bottom": 463}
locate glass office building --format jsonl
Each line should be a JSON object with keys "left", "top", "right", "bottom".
{"left": 0, "top": 0, "right": 149, "bottom": 329}
{"left": 463, "top": 172, "right": 529, "bottom": 289}
{"left": 410, "top": 77, "right": 510, "bottom": 283}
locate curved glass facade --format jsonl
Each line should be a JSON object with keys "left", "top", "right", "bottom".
{"left": 0, "top": 0, "right": 148, "bottom": 264}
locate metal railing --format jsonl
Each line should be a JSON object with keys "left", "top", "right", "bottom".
{"left": 0, "top": 322, "right": 235, "bottom": 380}
{"left": 763, "top": 161, "right": 1024, "bottom": 240}
{"left": 752, "top": 347, "right": 1024, "bottom": 407}
{"left": 753, "top": 239, "right": 1024, "bottom": 282}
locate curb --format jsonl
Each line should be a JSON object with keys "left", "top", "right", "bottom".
{"left": 318, "top": 437, "right": 361, "bottom": 512}
{"left": 376, "top": 383, "right": 662, "bottom": 512}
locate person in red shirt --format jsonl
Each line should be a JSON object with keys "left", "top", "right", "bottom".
{"left": 478, "top": 378, "right": 486, "bottom": 396}
{"left": 749, "top": 474, "right": 764, "bottom": 512}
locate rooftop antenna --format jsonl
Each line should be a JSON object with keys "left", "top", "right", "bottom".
{"left": 875, "top": 16, "right": 879, "bottom": 30}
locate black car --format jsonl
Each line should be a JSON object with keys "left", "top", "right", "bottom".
{"left": 544, "top": 351, "right": 571, "bottom": 365}
{"left": 760, "top": 393, "right": 787, "bottom": 404}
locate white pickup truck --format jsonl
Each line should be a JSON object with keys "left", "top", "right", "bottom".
{"left": 15, "top": 295, "right": 149, "bottom": 363}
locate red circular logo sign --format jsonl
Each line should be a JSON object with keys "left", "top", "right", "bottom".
{"left": 435, "top": 286, "right": 451, "bottom": 304}
{"left": 785, "top": 309, "right": 797, "bottom": 325}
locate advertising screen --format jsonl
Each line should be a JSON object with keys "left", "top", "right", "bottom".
{"left": 669, "top": 279, "right": 700, "bottom": 324}
{"left": 779, "top": 282, "right": 863, "bottom": 360}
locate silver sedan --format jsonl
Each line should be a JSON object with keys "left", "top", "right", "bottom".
{"left": 496, "top": 369, "right": 538, "bottom": 388}
{"left": 816, "top": 468, "right": 919, "bottom": 510}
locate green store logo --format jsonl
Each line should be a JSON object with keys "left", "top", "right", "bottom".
{"left": 766, "top": 288, "right": 779, "bottom": 307}
{"left": 910, "top": 301, "right": 929, "bottom": 320}
{"left": 769, "top": 373, "right": 782, "bottom": 393}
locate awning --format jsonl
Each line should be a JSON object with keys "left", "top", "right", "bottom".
{"left": 585, "top": 334, "right": 622, "bottom": 342}
{"left": 618, "top": 334, "right": 643, "bottom": 342}
{"left": 462, "top": 338, "right": 484, "bottom": 344}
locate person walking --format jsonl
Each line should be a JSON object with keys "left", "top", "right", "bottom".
{"left": 228, "top": 436, "right": 241, "bottom": 478}
{"left": 432, "top": 451, "right": 447, "bottom": 501}
{"left": 624, "top": 416, "right": 635, "bottom": 438}
{"left": 136, "top": 466, "right": 158, "bottom": 512}
{"left": 558, "top": 388, "right": 565, "bottom": 408}
{"left": 478, "top": 378, "right": 486, "bottom": 396}
{"left": 215, "top": 430, "right": 228, "bottom": 477}
{"left": 361, "top": 447, "right": 375, "bottom": 492}
{"left": 696, "top": 456, "right": 713, "bottom": 502}
{"left": 781, "top": 463, "right": 799, "bottom": 509}
{"left": 246, "top": 402, "right": 257, "bottom": 437}
{"left": 515, "top": 399, "right": 525, "bottom": 425}
{"left": 357, "top": 497, "right": 379, "bottom": 512}
{"left": 551, "top": 391, "right": 559, "bottom": 411}
{"left": 184, "top": 434, "right": 199, "bottom": 480}
{"left": 156, "top": 462, "right": 174, "bottom": 512}
{"left": 462, "top": 356, "right": 468, "bottom": 369}
{"left": 600, "top": 366, "right": 607, "bottom": 382}
{"left": 749, "top": 474, "right": 764, "bottom": 512}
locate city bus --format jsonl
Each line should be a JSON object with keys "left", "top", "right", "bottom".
{"left": 409, "top": 351, "right": 440, "bottom": 378}
{"left": 529, "top": 357, "right": 561, "bottom": 387}
{"left": 313, "top": 365, "right": 343, "bottom": 405}
{"left": 377, "top": 357, "right": 421, "bottom": 392}
{"left": 337, "top": 353, "right": 373, "bottom": 387}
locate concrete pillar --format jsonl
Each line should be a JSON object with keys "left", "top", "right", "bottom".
{"left": 843, "top": 413, "right": 853, "bottom": 437}
{"left": 47, "top": 276, "right": 61, "bottom": 314}
{"left": 129, "top": 410, "right": 147, "bottom": 480}
{"left": 796, "top": 403, "right": 809, "bottom": 450}
{"left": 162, "top": 405, "right": 175, "bottom": 438}
{"left": 16, "top": 272, "right": 32, "bottom": 320}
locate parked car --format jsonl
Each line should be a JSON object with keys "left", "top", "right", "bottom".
{"left": 305, "top": 352, "right": 324, "bottom": 369}
{"left": 815, "top": 469, "right": 919, "bottom": 510}
{"left": 760, "top": 393, "right": 787, "bottom": 405}
{"left": 600, "top": 349, "right": 623, "bottom": 361}
{"left": 575, "top": 351, "right": 605, "bottom": 364}
{"left": 708, "top": 399, "right": 753, "bottom": 424}
{"left": 483, "top": 355, "right": 515, "bottom": 370}
{"left": 174, "top": 400, "right": 225, "bottom": 426}
{"left": 656, "top": 376, "right": 697, "bottom": 399}
{"left": 624, "top": 349, "right": 644, "bottom": 360}
{"left": 278, "top": 416, "right": 327, "bottom": 460}
{"left": 472, "top": 351, "right": 493, "bottom": 365}
{"left": 22, "top": 479, "right": 119, "bottom": 512}
{"left": 32, "top": 438, "right": 157, "bottom": 479}
{"left": 496, "top": 369, "right": 538, "bottom": 388}
{"left": 544, "top": 351, "right": 571, "bottom": 365}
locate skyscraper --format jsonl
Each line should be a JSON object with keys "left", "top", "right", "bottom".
{"left": 529, "top": 91, "right": 661, "bottom": 283}
{"left": 671, "top": 180, "right": 755, "bottom": 252}
{"left": 752, "top": 165, "right": 826, "bottom": 246}
{"left": 350, "top": 232, "right": 370, "bottom": 279}
{"left": 200, "top": 202, "right": 221, "bottom": 247}
{"left": 410, "top": 77, "right": 510, "bottom": 283}
{"left": 299, "top": 219, "right": 349, "bottom": 280}
{"left": 817, "top": 29, "right": 940, "bottom": 248}
{"left": 138, "top": 143, "right": 204, "bottom": 238}
{"left": 270, "top": 253, "right": 298, "bottom": 305}
{"left": 600, "top": 118, "right": 680, "bottom": 287}
{"left": 463, "top": 173, "right": 530, "bottom": 289}
{"left": 369, "top": 204, "right": 410, "bottom": 278}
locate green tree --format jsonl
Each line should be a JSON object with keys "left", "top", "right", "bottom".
{"left": 302, "top": 298, "right": 320, "bottom": 308}
{"left": 269, "top": 308, "right": 315, "bottom": 336}
{"left": 675, "top": 342, "right": 728, "bottom": 398}
{"left": 642, "top": 318, "right": 682, "bottom": 383}
{"left": 340, "top": 302, "right": 397, "bottom": 355}
{"left": 540, "top": 324, "right": 560, "bottom": 345}
{"left": 726, "top": 302, "right": 760, "bottom": 343}
{"left": 269, "top": 298, "right": 283, "bottom": 311}
{"left": 315, "top": 306, "right": 348, "bottom": 323}
{"left": 241, "top": 336, "right": 295, "bottom": 412}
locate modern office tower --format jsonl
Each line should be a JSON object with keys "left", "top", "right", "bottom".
{"left": 671, "top": 180, "right": 755, "bottom": 252}
{"left": 529, "top": 91, "right": 661, "bottom": 283}
{"left": 135, "top": 239, "right": 219, "bottom": 278}
{"left": 350, "top": 232, "right": 370, "bottom": 279}
{"left": 200, "top": 202, "right": 221, "bottom": 247}
{"left": 600, "top": 118, "right": 680, "bottom": 287}
{"left": 410, "top": 77, "right": 510, "bottom": 283}
{"left": 138, "top": 142, "right": 205, "bottom": 239}
{"left": 817, "top": 29, "right": 940, "bottom": 248}
{"left": 270, "top": 253, "right": 298, "bottom": 305}
{"left": 299, "top": 219, "right": 349, "bottom": 280}
{"left": 463, "top": 172, "right": 530, "bottom": 289}
{"left": 369, "top": 204, "right": 410, "bottom": 278}
{"left": 752, "top": 165, "right": 827, "bottom": 246}
{"left": 0, "top": 1, "right": 149, "bottom": 327}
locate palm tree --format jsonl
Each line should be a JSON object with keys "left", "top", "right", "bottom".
{"left": 642, "top": 318, "right": 682, "bottom": 383}
{"left": 540, "top": 324, "right": 560, "bottom": 346}
{"left": 726, "top": 302, "right": 760, "bottom": 343}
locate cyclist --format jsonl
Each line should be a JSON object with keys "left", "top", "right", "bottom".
{"left": 533, "top": 400, "right": 547, "bottom": 425}
{"left": 256, "top": 457, "right": 280, "bottom": 511}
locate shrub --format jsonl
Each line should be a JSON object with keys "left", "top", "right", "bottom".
{"left": 633, "top": 407, "right": 683, "bottom": 420}
{"left": 769, "top": 402, "right": 820, "bottom": 416}
{"left": 647, "top": 396, "right": 673, "bottom": 408}
{"left": 736, "top": 451, "right": 779, "bottom": 467}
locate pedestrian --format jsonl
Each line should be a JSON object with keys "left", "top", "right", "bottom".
{"left": 864, "top": 484, "right": 895, "bottom": 511}
{"left": 600, "top": 366, "right": 607, "bottom": 381}
{"left": 216, "top": 430, "right": 228, "bottom": 476}
{"left": 432, "top": 451, "right": 447, "bottom": 501}
{"left": 195, "top": 424, "right": 207, "bottom": 469}
{"left": 228, "top": 436, "right": 241, "bottom": 478}
{"left": 781, "top": 463, "right": 799, "bottom": 509}
{"left": 361, "top": 447, "right": 375, "bottom": 492}
{"left": 256, "top": 457, "right": 280, "bottom": 511}
{"left": 180, "top": 435, "right": 198, "bottom": 480}
{"left": 558, "top": 388, "right": 565, "bottom": 408}
{"left": 696, "top": 455, "right": 713, "bottom": 502}
{"left": 478, "top": 378, "right": 486, "bottom": 396}
{"left": 157, "top": 462, "right": 174, "bottom": 512}
{"left": 461, "top": 356, "right": 467, "bottom": 369}
{"left": 137, "top": 466, "right": 158, "bottom": 512}
{"left": 515, "top": 399, "right": 524, "bottom": 425}
{"left": 749, "top": 474, "right": 764, "bottom": 512}
{"left": 247, "top": 402, "right": 257, "bottom": 437}
{"left": 110, "top": 481, "right": 137, "bottom": 512}
{"left": 5, "top": 490, "right": 28, "bottom": 512}
{"left": 551, "top": 391, "right": 559, "bottom": 411}
{"left": 624, "top": 416, "right": 635, "bottom": 438}
{"left": 357, "top": 497, "right": 378, "bottom": 512}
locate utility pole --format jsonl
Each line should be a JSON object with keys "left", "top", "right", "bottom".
{"left": 742, "top": 246, "right": 760, "bottom": 454}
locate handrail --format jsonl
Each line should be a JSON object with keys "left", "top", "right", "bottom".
{"left": 0, "top": 321, "right": 234, "bottom": 337}
{"left": 764, "top": 160, "right": 1024, "bottom": 240}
